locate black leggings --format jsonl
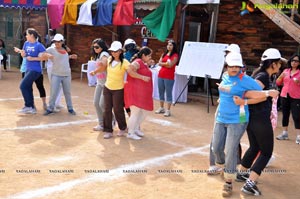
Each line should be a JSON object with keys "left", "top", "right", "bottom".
{"left": 22, "top": 72, "right": 46, "bottom": 98}
{"left": 241, "top": 111, "right": 273, "bottom": 175}
{"left": 1, "top": 54, "right": 7, "bottom": 69}
{"left": 281, "top": 95, "right": 300, "bottom": 129}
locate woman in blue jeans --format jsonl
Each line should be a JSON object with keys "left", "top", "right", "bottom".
{"left": 155, "top": 40, "right": 179, "bottom": 117}
{"left": 211, "top": 52, "right": 279, "bottom": 197}
{"left": 18, "top": 28, "right": 47, "bottom": 114}
{"left": 43, "top": 33, "right": 77, "bottom": 116}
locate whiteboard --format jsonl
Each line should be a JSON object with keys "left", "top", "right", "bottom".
{"left": 176, "top": 41, "right": 228, "bottom": 79}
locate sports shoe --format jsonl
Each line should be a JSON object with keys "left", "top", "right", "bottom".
{"left": 241, "top": 183, "right": 261, "bottom": 196}
{"left": 276, "top": 132, "right": 289, "bottom": 140}
{"left": 155, "top": 107, "right": 165, "bottom": 114}
{"left": 164, "top": 110, "right": 171, "bottom": 117}
{"left": 103, "top": 132, "right": 113, "bottom": 139}
{"left": 17, "top": 107, "right": 36, "bottom": 114}
{"left": 296, "top": 135, "right": 300, "bottom": 144}
{"left": 117, "top": 129, "right": 127, "bottom": 137}
{"left": 222, "top": 183, "right": 232, "bottom": 197}
{"left": 127, "top": 133, "right": 142, "bottom": 140}
{"left": 135, "top": 130, "right": 144, "bottom": 137}
{"left": 207, "top": 165, "right": 223, "bottom": 175}
{"left": 93, "top": 125, "right": 104, "bottom": 131}
{"left": 44, "top": 109, "right": 54, "bottom": 116}
{"left": 236, "top": 172, "right": 249, "bottom": 182}
{"left": 68, "top": 109, "right": 76, "bottom": 115}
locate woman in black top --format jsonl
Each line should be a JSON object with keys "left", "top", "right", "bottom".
{"left": 234, "top": 48, "right": 284, "bottom": 196}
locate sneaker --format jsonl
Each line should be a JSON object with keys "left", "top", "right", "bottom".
{"left": 43, "top": 109, "right": 54, "bottom": 116}
{"left": 93, "top": 125, "right": 104, "bottom": 131}
{"left": 17, "top": 107, "right": 36, "bottom": 114}
{"left": 296, "top": 135, "right": 300, "bottom": 144}
{"left": 103, "top": 132, "right": 113, "bottom": 139}
{"left": 207, "top": 165, "right": 222, "bottom": 175}
{"left": 68, "top": 109, "right": 76, "bottom": 115}
{"left": 135, "top": 130, "right": 144, "bottom": 137}
{"left": 127, "top": 133, "right": 142, "bottom": 140}
{"left": 222, "top": 183, "right": 232, "bottom": 197}
{"left": 276, "top": 132, "right": 289, "bottom": 140}
{"left": 117, "top": 129, "right": 127, "bottom": 137}
{"left": 43, "top": 103, "right": 47, "bottom": 111}
{"left": 164, "top": 110, "right": 171, "bottom": 117}
{"left": 236, "top": 172, "right": 249, "bottom": 182}
{"left": 155, "top": 107, "right": 165, "bottom": 114}
{"left": 241, "top": 183, "right": 261, "bottom": 196}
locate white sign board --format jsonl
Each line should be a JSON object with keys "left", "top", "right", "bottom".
{"left": 176, "top": 41, "right": 228, "bottom": 79}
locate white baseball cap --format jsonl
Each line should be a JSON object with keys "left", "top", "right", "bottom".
{"left": 261, "top": 48, "right": 286, "bottom": 62}
{"left": 52, "top": 33, "right": 64, "bottom": 41}
{"left": 108, "top": 41, "right": 122, "bottom": 51}
{"left": 124, "top": 38, "right": 136, "bottom": 47}
{"left": 225, "top": 52, "right": 243, "bottom": 67}
{"left": 224, "top": 44, "right": 241, "bottom": 54}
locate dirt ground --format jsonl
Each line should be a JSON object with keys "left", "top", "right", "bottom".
{"left": 0, "top": 68, "right": 299, "bottom": 199}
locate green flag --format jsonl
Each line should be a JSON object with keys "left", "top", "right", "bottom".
{"left": 142, "top": 0, "right": 178, "bottom": 42}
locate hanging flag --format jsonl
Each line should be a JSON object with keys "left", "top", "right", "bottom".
{"left": 61, "top": 0, "right": 86, "bottom": 25}
{"left": 113, "top": 0, "right": 134, "bottom": 26}
{"left": 47, "top": 0, "right": 66, "bottom": 29}
{"left": 93, "top": 0, "right": 118, "bottom": 26}
{"left": 142, "top": 0, "right": 178, "bottom": 42}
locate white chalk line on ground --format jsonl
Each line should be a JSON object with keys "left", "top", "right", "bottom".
{"left": 5, "top": 145, "right": 210, "bottom": 199}
{"left": 0, "top": 96, "right": 79, "bottom": 102}
{"left": 0, "top": 119, "right": 97, "bottom": 131}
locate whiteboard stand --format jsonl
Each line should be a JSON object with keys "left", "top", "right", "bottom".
{"left": 173, "top": 76, "right": 191, "bottom": 106}
{"left": 205, "top": 74, "right": 214, "bottom": 113}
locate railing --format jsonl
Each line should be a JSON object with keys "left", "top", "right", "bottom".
{"left": 269, "top": 0, "right": 300, "bottom": 23}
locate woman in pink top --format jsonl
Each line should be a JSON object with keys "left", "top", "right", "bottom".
{"left": 276, "top": 54, "right": 300, "bottom": 144}
{"left": 124, "top": 47, "right": 153, "bottom": 140}
{"left": 155, "top": 40, "right": 179, "bottom": 117}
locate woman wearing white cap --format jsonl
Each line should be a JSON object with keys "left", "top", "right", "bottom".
{"left": 43, "top": 33, "right": 77, "bottom": 115}
{"left": 96, "top": 41, "right": 130, "bottom": 139}
{"left": 211, "top": 52, "right": 279, "bottom": 197}
{"left": 234, "top": 48, "right": 283, "bottom": 196}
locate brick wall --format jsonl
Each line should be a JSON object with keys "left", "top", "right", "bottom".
{"left": 216, "top": 0, "right": 299, "bottom": 68}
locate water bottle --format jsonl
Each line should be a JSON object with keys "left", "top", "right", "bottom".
{"left": 239, "top": 105, "right": 246, "bottom": 123}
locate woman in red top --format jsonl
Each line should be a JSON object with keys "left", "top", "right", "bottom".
{"left": 155, "top": 40, "right": 179, "bottom": 117}
{"left": 124, "top": 47, "right": 153, "bottom": 140}
{"left": 276, "top": 53, "right": 300, "bottom": 144}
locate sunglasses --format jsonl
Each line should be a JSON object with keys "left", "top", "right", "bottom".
{"left": 54, "top": 41, "right": 61, "bottom": 43}
{"left": 93, "top": 46, "right": 100, "bottom": 49}
{"left": 291, "top": 59, "right": 299, "bottom": 63}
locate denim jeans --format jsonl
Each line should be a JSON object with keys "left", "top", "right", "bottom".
{"left": 48, "top": 75, "right": 73, "bottom": 111}
{"left": 158, "top": 77, "right": 174, "bottom": 103}
{"left": 20, "top": 71, "right": 42, "bottom": 108}
{"left": 94, "top": 84, "right": 105, "bottom": 125}
{"left": 211, "top": 122, "right": 247, "bottom": 180}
